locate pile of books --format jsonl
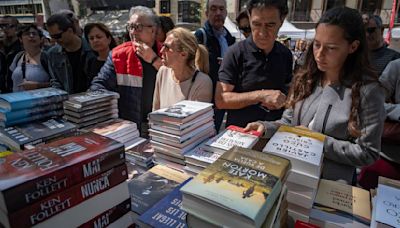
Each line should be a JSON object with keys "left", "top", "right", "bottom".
{"left": 0, "top": 88, "right": 67, "bottom": 127}
{"left": 370, "top": 177, "right": 400, "bottom": 228}
{"left": 125, "top": 139, "right": 154, "bottom": 170}
{"left": 184, "top": 125, "right": 261, "bottom": 174}
{"left": 88, "top": 118, "right": 143, "bottom": 150}
{"left": 148, "top": 100, "right": 215, "bottom": 171}
{"left": 0, "top": 118, "right": 76, "bottom": 151}
{"left": 180, "top": 146, "right": 291, "bottom": 228}
{"left": 263, "top": 125, "right": 325, "bottom": 224}
{"left": 63, "top": 90, "right": 119, "bottom": 128}
{"left": 0, "top": 132, "right": 132, "bottom": 228}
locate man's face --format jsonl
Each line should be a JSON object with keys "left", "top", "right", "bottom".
{"left": 127, "top": 14, "right": 156, "bottom": 46}
{"left": 47, "top": 24, "right": 74, "bottom": 48}
{"left": 206, "top": 0, "right": 227, "bottom": 30}
{"left": 365, "top": 18, "right": 383, "bottom": 50}
{"left": 0, "top": 18, "right": 17, "bottom": 40}
{"left": 250, "top": 7, "right": 283, "bottom": 53}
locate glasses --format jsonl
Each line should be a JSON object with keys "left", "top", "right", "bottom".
{"left": 126, "top": 23, "right": 153, "bottom": 32}
{"left": 22, "top": 31, "right": 39, "bottom": 37}
{"left": 366, "top": 27, "right": 377, "bottom": 34}
{"left": 0, "top": 24, "right": 16, "bottom": 29}
{"left": 50, "top": 30, "right": 66, "bottom": 40}
{"left": 162, "top": 43, "right": 173, "bottom": 51}
{"left": 239, "top": 26, "right": 251, "bottom": 33}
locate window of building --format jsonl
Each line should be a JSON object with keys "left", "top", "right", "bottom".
{"left": 291, "top": 0, "right": 311, "bottom": 21}
{"left": 361, "top": 0, "right": 382, "bottom": 14}
{"left": 178, "top": 1, "right": 200, "bottom": 23}
{"left": 326, "top": 0, "right": 346, "bottom": 11}
{"left": 160, "top": 0, "right": 170, "bottom": 14}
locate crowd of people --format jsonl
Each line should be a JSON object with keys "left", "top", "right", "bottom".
{"left": 0, "top": 0, "right": 399, "bottom": 190}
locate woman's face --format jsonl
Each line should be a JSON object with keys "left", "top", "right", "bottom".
{"left": 160, "top": 34, "right": 183, "bottom": 69}
{"left": 88, "top": 26, "right": 111, "bottom": 53}
{"left": 313, "top": 23, "right": 358, "bottom": 75}
{"left": 20, "top": 28, "right": 41, "bottom": 48}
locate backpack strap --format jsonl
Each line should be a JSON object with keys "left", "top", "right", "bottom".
{"left": 199, "top": 27, "right": 207, "bottom": 45}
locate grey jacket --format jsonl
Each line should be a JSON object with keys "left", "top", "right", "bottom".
{"left": 262, "top": 81, "right": 386, "bottom": 184}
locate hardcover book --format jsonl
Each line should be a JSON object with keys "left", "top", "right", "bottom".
{"left": 2, "top": 164, "right": 127, "bottom": 227}
{"left": 180, "top": 146, "right": 290, "bottom": 228}
{"left": 87, "top": 119, "right": 137, "bottom": 138}
{"left": 64, "top": 104, "right": 118, "bottom": 118}
{"left": 125, "top": 140, "right": 153, "bottom": 164}
{"left": 0, "top": 88, "right": 68, "bottom": 111}
{"left": 150, "top": 129, "right": 215, "bottom": 149}
{"left": 0, "top": 132, "right": 125, "bottom": 214}
{"left": 75, "top": 113, "right": 119, "bottom": 129}
{"left": 0, "top": 118, "right": 77, "bottom": 151}
{"left": 128, "top": 165, "right": 190, "bottom": 219}
{"left": 0, "top": 109, "right": 64, "bottom": 127}
{"left": 0, "top": 103, "right": 63, "bottom": 122}
{"left": 148, "top": 100, "right": 213, "bottom": 125}
{"left": 64, "top": 90, "right": 119, "bottom": 109}
{"left": 64, "top": 109, "right": 118, "bottom": 124}
{"left": 64, "top": 99, "right": 118, "bottom": 113}
{"left": 184, "top": 147, "right": 223, "bottom": 168}
{"left": 263, "top": 125, "right": 325, "bottom": 177}
{"left": 203, "top": 125, "right": 261, "bottom": 154}
{"left": 137, "top": 178, "right": 192, "bottom": 228}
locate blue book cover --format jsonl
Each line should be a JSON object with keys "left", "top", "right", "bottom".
{"left": 138, "top": 178, "right": 192, "bottom": 228}
{"left": 0, "top": 88, "right": 68, "bottom": 111}
{"left": 0, "top": 109, "right": 64, "bottom": 127}
{"left": 0, "top": 103, "right": 63, "bottom": 122}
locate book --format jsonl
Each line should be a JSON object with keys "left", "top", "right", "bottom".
{"left": 64, "top": 109, "right": 119, "bottom": 124}
{"left": 0, "top": 103, "right": 63, "bottom": 122}
{"left": 286, "top": 169, "right": 320, "bottom": 190}
{"left": 64, "top": 104, "right": 118, "bottom": 118}
{"left": 74, "top": 113, "right": 119, "bottom": 129}
{"left": 148, "top": 100, "right": 213, "bottom": 125}
{"left": 0, "top": 118, "right": 77, "bottom": 151}
{"left": 263, "top": 125, "right": 325, "bottom": 177}
{"left": 64, "top": 99, "right": 118, "bottom": 113}
{"left": 64, "top": 90, "right": 119, "bottom": 109}
{"left": 137, "top": 178, "right": 192, "bottom": 228}
{"left": 310, "top": 179, "right": 371, "bottom": 227}
{"left": 125, "top": 140, "right": 153, "bottom": 164}
{"left": 202, "top": 125, "right": 261, "bottom": 154}
{"left": 151, "top": 128, "right": 215, "bottom": 149}
{"left": 0, "top": 88, "right": 68, "bottom": 111}
{"left": 128, "top": 165, "right": 190, "bottom": 219}
{"left": 0, "top": 132, "right": 125, "bottom": 214}
{"left": 87, "top": 119, "right": 137, "bottom": 139}
{"left": 184, "top": 147, "right": 223, "bottom": 168}
{"left": 294, "top": 220, "right": 320, "bottom": 228}
{"left": 150, "top": 139, "right": 203, "bottom": 157}
{"left": 180, "top": 146, "right": 290, "bottom": 228}
{"left": 2, "top": 164, "right": 127, "bottom": 227}
{"left": 0, "top": 109, "right": 64, "bottom": 127}
{"left": 374, "top": 177, "right": 400, "bottom": 228}
{"left": 78, "top": 198, "right": 131, "bottom": 228}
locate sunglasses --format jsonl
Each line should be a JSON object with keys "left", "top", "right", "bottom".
{"left": 162, "top": 43, "right": 174, "bottom": 51}
{"left": 239, "top": 26, "right": 251, "bottom": 33}
{"left": 366, "top": 27, "right": 377, "bottom": 34}
{"left": 22, "top": 31, "right": 39, "bottom": 37}
{"left": 50, "top": 30, "right": 66, "bottom": 40}
{"left": 126, "top": 23, "right": 153, "bottom": 32}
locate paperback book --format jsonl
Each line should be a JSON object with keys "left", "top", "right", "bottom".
{"left": 64, "top": 90, "right": 119, "bottom": 109}
{"left": 0, "top": 103, "right": 63, "bottom": 122}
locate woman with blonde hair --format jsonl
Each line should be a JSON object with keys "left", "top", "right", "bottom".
{"left": 152, "top": 27, "right": 212, "bottom": 110}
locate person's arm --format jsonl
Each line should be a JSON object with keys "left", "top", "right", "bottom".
{"left": 323, "top": 82, "right": 385, "bottom": 167}
{"left": 152, "top": 68, "right": 162, "bottom": 111}
{"left": 380, "top": 59, "right": 400, "bottom": 121}
{"left": 89, "top": 52, "right": 117, "bottom": 92}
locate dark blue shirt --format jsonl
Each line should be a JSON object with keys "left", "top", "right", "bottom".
{"left": 218, "top": 36, "right": 293, "bottom": 127}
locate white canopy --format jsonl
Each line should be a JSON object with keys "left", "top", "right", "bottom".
{"left": 278, "top": 20, "right": 315, "bottom": 40}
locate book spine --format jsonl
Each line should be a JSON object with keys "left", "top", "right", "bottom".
{"left": 8, "top": 164, "right": 128, "bottom": 228}
{"left": 4, "top": 109, "right": 64, "bottom": 127}
{"left": 78, "top": 198, "right": 131, "bottom": 228}
{"left": 4, "top": 148, "right": 125, "bottom": 213}
{"left": 14, "top": 94, "right": 68, "bottom": 111}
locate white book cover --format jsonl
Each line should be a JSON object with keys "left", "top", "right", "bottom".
{"left": 184, "top": 147, "right": 223, "bottom": 166}
{"left": 263, "top": 125, "right": 325, "bottom": 176}
{"left": 149, "top": 100, "right": 212, "bottom": 120}
{"left": 375, "top": 184, "right": 400, "bottom": 228}
{"left": 205, "top": 125, "right": 261, "bottom": 152}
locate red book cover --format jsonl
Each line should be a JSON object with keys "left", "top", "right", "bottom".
{"left": 6, "top": 164, "right": 128, "bottom": 227}
{"left": 295, "top": 220, "right": 320, "bottom": 228}
{"left": 0, "top": 132, "right": 125, "bottom": 214}
{"left": 78, "top": 198, "right": 131, "bottom": 228}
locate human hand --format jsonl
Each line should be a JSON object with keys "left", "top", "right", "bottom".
{"left": 244, "top": 122, "right": 266, "bottom": 134}
{"left": 259, "top": 90, "right": 286, "bottom": 110}
{"left": 133, "top": 41, "right": 156, "bottom": 63}
{"left": 18, "top": 80, "right": 45, "bottom": 91}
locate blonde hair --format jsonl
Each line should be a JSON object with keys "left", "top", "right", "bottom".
{"left": 167, "top": 27, "right": 209, "bottom": 74}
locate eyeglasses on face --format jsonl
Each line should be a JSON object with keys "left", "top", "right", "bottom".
{"left": 0, "top": 24, "right": 16, "bottom": 29}
{"left": 50, "top": 30, "right": 66, "bottom": 40}
{"left": 366, "top": 27, "right": 377, "bottom": 34}
{"left": 22, "top": 31, "right": 39, "bottom": 37}
{"left": 239, "top": 26, "right": 251, "bottom": 33}
{"left": 126, "top": 23, "right": 153, "bottom": 32}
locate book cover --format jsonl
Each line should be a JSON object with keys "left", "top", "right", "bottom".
{"left": 0, "top": 118, "right": 77, "bottom": 151}
{"left": 5, "top": 164, "right": 127, "bottom": 227}
{"left": 204, "top": 125, "right": 261, "bottom": 153}
{"left": 0, "top": 132, "right": 125, "bottom": 214}
{"left": 64, "top": 104, "right": 118, "bottom": 118}
{"left": 128, "top": 165, "right": 190, "bottom": 217}
{"left": 78, "top": 198, "right": 131, "bottom": 228}
{"left": 0, "top": 88, "right": 68, "bottom": 111}
{"left": 150, "top": 129, "right": 215, "bottom": 149}
{"left": 184, "top": 147, "right": 223, "bottom": 167}
{"left": 263, "top": 125, "right": 325, "bottom": 176}
{"left": 312, "top": 179, "right": 371, "bottom": 225}
{"left": 0, "top": 103, "right": 63, "bottom": 122}
{"left": 64, "top": 109, "right": 118, "bottom": 124}
{"left": 0, "top": 109, "right": 64, "bottom": 127}
{"left": 64, "top": 99, "right": 118, "bottom": 113}
{"left": 75, "top": 114, "right": 119, "bottom": 129}
{"left": 375, "top": 177, "right": 400, "bottom": 228}
{"left": 180, "top": 146, "right": 290, "bottom": 228}
{"left": 148, "top": 100, "right": 213, "bottom": 124}
{"left": 64, "top": 90, "right": 119, "bottom": 108}
{"left": 125, "top": 140, "right": 153, "bottom": 163}
{"left": 137, "top": 178, "right": 192, "bottom": 228}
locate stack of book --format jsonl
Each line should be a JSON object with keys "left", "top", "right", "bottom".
{"left": 87, "top": 118, "right": 143, "bottom": 150}
{"left": 263, "top": 125, "right": 325, "bottom": 224}
{"left": 63, "top": 90, "right": 119, "bottom": 128}
{"left": 371, "top": 177, "right": 400, "bottom": 228}
{"left": 184, "top": 125, "right": 261, "bottom": 174}
{"left": 125, "top": 139, "right": 154, "bottom": 170}
{"left": 180, "top": 146, "right": 291, "bottom": 228}
{"left": 0, "top": 132, "right": 132, "bottom": 228}
{"left": 148, "top": 100, "right": 215, "bottom": 171}
{"left": 0, "top": 88, "right": 67, "bottom": 127}
{"left": 309, "top": 179, "right": 371, "bottom": 227}
{"left": 0, "top": 118, "right": 77, "bottom": 151}
{"left": 127, "top": 164, "right": 191, "bottom": 225}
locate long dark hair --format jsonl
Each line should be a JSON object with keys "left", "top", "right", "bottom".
{"left": 286, "top": 7, "right": 378, "bottom": 137}
{"left": 84, "top": 23, "right": 117, "bottom": 50}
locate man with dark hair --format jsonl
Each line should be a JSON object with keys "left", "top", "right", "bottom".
{"left": 365, "top": 14, "right": 400, "bottom": 75}
{"left": 90, "top": 6, "right": 162, "bottom": 137}
{"left": 194, "top": 0, "right": 236, "bottom": 132}
{"left": 215, "top": 0, "right": 292, "bottom": 127}
{"left": 46, "top": 13, "right": 95, "bottom": 94}
{"left": 58, "top": 9, "right": 83, "bottom": 37}
{"left": 0, "top": 15, "right": 23, "bottom": 93}
{"left": 236, "top": 10, "right": 251, "bottom": 38}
